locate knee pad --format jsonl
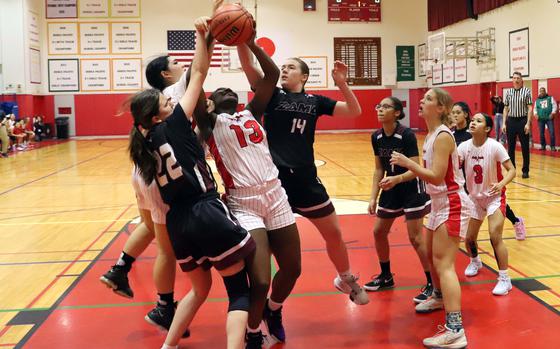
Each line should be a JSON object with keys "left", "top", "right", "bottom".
{"left": 222, "top": 269, "right": 250, "bottom": 312}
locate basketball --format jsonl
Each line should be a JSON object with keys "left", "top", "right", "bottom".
{"left": 210, "top": 3, "right": 254, "bottom": 46}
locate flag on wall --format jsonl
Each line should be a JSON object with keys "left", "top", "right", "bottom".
{"left": 167, "top": 30, "right": 227, "bottom": 68}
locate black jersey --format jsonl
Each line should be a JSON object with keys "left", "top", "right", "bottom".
{"left": 371, "top": 123, "right": 419, "bottom": 176}
{"left": 148, "top": 104, "right": 217, "bottom": 206}
{"left": 453, "top": 126, "right": 472, "bottom": 146}
{"left": 264, "top": 87, "right": 337, "bottom": 168}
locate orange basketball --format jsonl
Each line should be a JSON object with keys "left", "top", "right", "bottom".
{"left": 210, "top": 3, "right": 254, "bottom": 46}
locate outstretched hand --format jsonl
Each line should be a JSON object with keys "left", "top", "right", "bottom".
{"left": 194, "top": 16, "right": 211, "bottom": 34}
{"left": 331, "top": 60, "right": 348, "bottom": 85}
{"left": 212, "top": 0, "right": 225, "bottom": 14}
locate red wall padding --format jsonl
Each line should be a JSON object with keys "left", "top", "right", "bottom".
{"left": 74, "top": 94, "right": 132, "bottom": 136}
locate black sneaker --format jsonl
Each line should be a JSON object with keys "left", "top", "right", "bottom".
{"left": 413, "top": 283, "right": 433, "bottom": 304}
{"left": 100, "top": 266, "right": 133, "bottom": 298}
{"left": 144, "top": 303, "right": 190, "bottom": 338}
{"left": 245, "top": 331, "right": 264, "bottom": 349}
{"left": 364, "top": 273, "right": 394, "bottom": 292}
{"left": 263, "top": 303, "right": 285, "bottom": 343}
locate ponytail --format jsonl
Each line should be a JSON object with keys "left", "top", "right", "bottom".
{"left": 128, "top": 126, "right": 157, "bottom": 184}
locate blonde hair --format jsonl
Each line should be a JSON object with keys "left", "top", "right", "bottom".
{"left": 430, "top": 88, "right": 453, "bottom": 125}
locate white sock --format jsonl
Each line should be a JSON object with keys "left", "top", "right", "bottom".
{"left": 268, "top": 299, "right": 282, "bottom": 311}
{"left": 471, "top": 256, "right": 481, "bottom": 263}
{"left": 247, "top": 326, "right": 260, "bottom": 334}
{"left": 338, "top": 270, "right": 353, "bottom": 281}
{"left": 161, "top": 344, "right": 178, "bottom": 349}
{"left": 498, "top": 270, "right": 509, "bottom": 279}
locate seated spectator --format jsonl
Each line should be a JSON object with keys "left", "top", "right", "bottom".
{"left": 33, "top": 116, "right": 46, "bottom": 141}
{"left": 0, "top": 112, "right": 9, "bottom": 157}
{"left": 10, "top": 120, "right": 27, "bottom": 151}
{"left": 23, "top": 117, "right": 35, "bottom": 145}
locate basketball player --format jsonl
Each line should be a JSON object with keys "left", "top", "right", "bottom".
{"left": 366, "top": 97, "right": 432, "bottom": 304}
{"left": 193, "top": 33, "right": 301, "bottom": 348}
{"left": 457, "top": 113, "right": 515, "bottom": 295}
{"left": 237, "top": 47, "right": 369, "bottom": 307}
{"left": 129, "top": 22, "right": 254, "bottom": 349}
{"left": 100, "top": 166, "right": 188, "bottom": 335}
{"left": 452, "top": 102, "right": 526, "bottom": 240}
{"left": 390, "top": 88, "right": 470, "bottom": 348}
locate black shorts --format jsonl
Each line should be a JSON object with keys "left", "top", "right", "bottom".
{"left": 277, "top": 166, "right": 334, "bottom": 219}
{"left": 377, "top": 180, "right": 431, "bottom": 220}
{"left": 166, "top": 193, "right": 256, "bottom": 272}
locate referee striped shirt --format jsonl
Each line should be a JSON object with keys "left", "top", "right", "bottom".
{"left": 504, "top": 87, "right": 532, "bottom": 117}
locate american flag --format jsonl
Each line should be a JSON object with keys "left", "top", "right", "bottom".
{"left": 167, "top": 30, "right": 227, "bottom": 68}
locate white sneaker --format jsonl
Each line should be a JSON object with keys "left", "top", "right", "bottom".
{"left": 415, "top": 296, "right": 444, "bottom": 313}
{"left": 334, "top": 275, "right": 370, "bottom": 305}
{"left": 423, "top": 325, "right": 467, "bottom": 348}
{"left": 464, "top": 259, "right": 482, "bottom": 277}
{"left": 492, "top": 275, "right": 512, "bottom": 296}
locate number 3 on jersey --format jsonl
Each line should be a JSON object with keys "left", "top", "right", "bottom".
{"left": 473, "top": 164, "right": 483, "bottom": 184}
{"left": 229, "top": 120, "right": 264, "bottom": 148}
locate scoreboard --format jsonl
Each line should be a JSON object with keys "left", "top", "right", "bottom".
{"left": 328, "top": 0, "right": 381, "bottom": 22}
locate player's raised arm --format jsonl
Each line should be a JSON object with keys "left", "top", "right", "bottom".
{"left": 331, "top": 61, "right": 362, "bottom": 117}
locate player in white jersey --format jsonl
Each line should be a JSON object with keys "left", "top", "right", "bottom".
{"left": 457, "top": 113, "right": 515, "bottom": 296}
{"left": 194, "top": 34, "right": 301, "bottom": 349}
{"left": 100, "top": 166, "right": 208, "bottom": 338}
{"left": 391, "top": 88, "right": 470, "bottom": 349}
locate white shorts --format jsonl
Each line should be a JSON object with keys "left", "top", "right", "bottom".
{"left": 425, "top": 190, "right": 472, "bottom": 238}
{"left": 226, "top": 179, "right": 296, "bottom": 232}
{"left": 470, "top": 193, "right": 506, "bottom": 221}
{"left": 131, "top": 169, "right": 169, "bottom": 225}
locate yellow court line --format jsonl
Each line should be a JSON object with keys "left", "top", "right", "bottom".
{"left": 0, "top": 219, "right": 132, "bottom": 226}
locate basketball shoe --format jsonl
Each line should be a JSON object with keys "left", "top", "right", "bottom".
{"left": 423, "top": 325, "right": 467, "bottom": 348}
{"left": 145, "top": 303, "right": 190, "bottom": 338}
{"left": 464, "top": 258, "right": 482, "bottom": 277}
{"left": 334, "top": 274, "right": 370, "bottom": 305}
{"left": 413, "top": 283, "right": 433, "bottom": 304}
{"left": 100, "top": 266, "right": 133, "bottom": 298}
{"left": 415, "top": 295, "right": 444, "bottom": 313}
{"left": 263, "top": 302, "right": 285, "bottom": 343}
{"left": 364, "top": 273, "right": 394, "bottom": 292}
{"left": 492, "top": 275, "right": 512, "bottom": 296}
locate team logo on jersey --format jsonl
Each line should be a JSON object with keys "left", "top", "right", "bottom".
{"left": 471, "top": 155, "right": 484, "bottom": 161}
{"left": 275, "top": 101, "right": 316, "bottom": 115}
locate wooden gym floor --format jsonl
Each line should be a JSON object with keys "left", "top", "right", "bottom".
{"left": 0, "top": 133, "right": 559, "bottom": 348}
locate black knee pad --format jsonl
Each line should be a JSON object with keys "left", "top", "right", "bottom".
{"left": 222, "top": 269, "right": 250, "bottom": 312}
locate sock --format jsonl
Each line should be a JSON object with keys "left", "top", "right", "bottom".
{"left": 468, "top": 240, "right": 478, "bottom": 257}
{"left": 247, "top": 326, "right": 260, "bottom": 334}
{"left": 425, "top": 271, "right": 432, "bottom": 285}
{"left": 157, "top": 292, "right": 174, "bottom": 306}
{"left": 380, "top": 261, "right": 391, "bottom": 276}
{"left": 471, "top": 256, "right": 481, "bottom": 263}
{"left": 433, "top": 288, "right": 443, "bottom": 299}
{"left": 338, "top": 270, "right": 354, "bottom": 282}
{"left": 498, "top": 270, "right": 509, "bottom": 279}
{"left": 116, "top": 251, "right": 135, "bottom": 272}
{"left": 445, "top": 311, "right": 464, "bottom": 332}
{"left": 268, "top": 299, "right": 282, "bottom": 311}
{"left": 161, "top": 344, "right": 178, "bottom": 349}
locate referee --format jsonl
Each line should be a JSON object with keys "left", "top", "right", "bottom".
{"left": 502, "top": 71, "right": 533, "bottom": 178}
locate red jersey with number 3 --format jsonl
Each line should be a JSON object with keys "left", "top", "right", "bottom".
{"left": 457, "top": 138, "right": 509, "bottom": 199}
{"left": 207, "top": 110, "right": 278, "bottom": 190}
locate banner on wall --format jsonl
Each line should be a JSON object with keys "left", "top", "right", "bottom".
{"left": 48, "top": 59, "right": 79, "bottom": 92}
{"left": 80, "top": 59, "right": 111, "bottom": 91}
{"left": 79, "top": 22, "right": 110, "bottom": 54}
{"left": 396, "top": 46, "right": 415, "bottom": 82}
{"left": 111, "top": 0, "right": 141, "bottom": 17}
{"left": 418, "top": 44, "right": 426, "bottom": 77}
{"left": 79, "top": 0, "right": 109, "bottom": 18}
{"left": 28, "top": 11, "right": 41, "bottom": 49}
{"left": 112, "top": 59, "right": 142, "bottom": 90}
{"left": 299, "top": 56, "right": 328, "bottom": 88}
{"left": 112, "top": 22, "right": 142, "bottom": 54}
{"left": 431, "top": 64, "right": 443, "bottom": 85}
{"left": 48, "top": 22, "right": 79, "bottom": 55}
{"left": 46, "top": 0, "right": 77, "bottom": 19}
{"left": 30, "top": 48, "right": 42, "bottom": 84}
{"left": 509, "top": 27, "right": 529, "bottom": 77}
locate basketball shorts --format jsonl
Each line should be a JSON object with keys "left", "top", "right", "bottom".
{"left": 376, "top": 181, "right": 431, "bottom": 220}
{"left": 470, "top": 193, "right": 506, "bottom": 221}
{"left": 425, "top": 190, "right": 472, "bottom": 238}
{"left": 277, "top": 165, "right": 334, "bottom": 219}
{"left": 166, "top": 193, "right": 256, "bottom": 272}
{"left": 226, "top": 178, "right": 295, "bottom": 232}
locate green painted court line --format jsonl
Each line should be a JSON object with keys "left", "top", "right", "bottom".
{"left": 3, "top": 274, "right": 559, "bottom": 314}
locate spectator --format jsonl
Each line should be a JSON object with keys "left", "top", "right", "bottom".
{"left": 534, "top": 87, "right": 556, "bottom": 151}
{"left": 491, "top": 95, "right": 505, "bottom": 143}
{"left": 0, "top": 112, "right": 9, "bottom": 157}
{"left": 10, "top": 120, "right": 27, "bottom": 150}
{"left": 23, "top": 117, "right": 35, "bottom": 146}
{"left": 33, "top": 116, "right": 46, "bottom": 141}
{"left": 502, "top": 72, "right": 532, "bottom": 179}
